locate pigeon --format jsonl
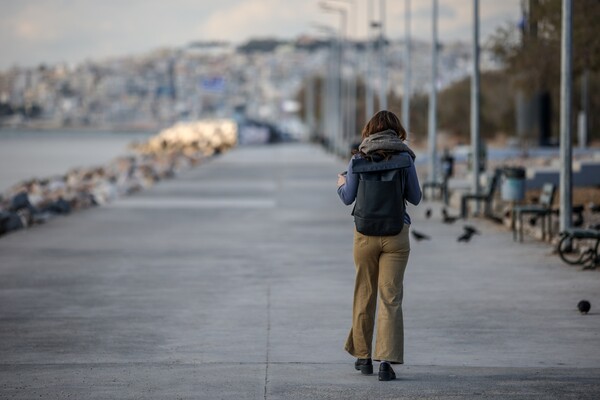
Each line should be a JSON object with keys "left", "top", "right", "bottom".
{"left": 463, "top": 225, "right": 480, "bottom": 235}
{"left": 578, "top": 300, "right": 591, "bottom": 314}
{"left": 457, "top": 225, "right": 480, "bottom": 242}
{"left": 457, "top": 231, "right": 474, "bottom": 242}
{"left": 425, "top": 208, "right": 432, "bottom": 219}
{"left": 442, "top": 208, "right": 459, "bottom": 224}
{"left": 443, "top": 216, "right": 459, "bottom": 224}
{"left": 411, "top": 230, "right": 431, "bottom": 241}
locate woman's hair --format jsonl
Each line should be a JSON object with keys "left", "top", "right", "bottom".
{"left": 361, "top": 110, "right": 407, "bottom": 141}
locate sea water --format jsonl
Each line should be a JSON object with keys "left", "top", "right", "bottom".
{"left": 0, "top": 129, "right": 154, "bottom": 192}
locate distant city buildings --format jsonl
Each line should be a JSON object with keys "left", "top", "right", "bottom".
{"left": 0, "top": 37, "right": 501, "bottom": 132}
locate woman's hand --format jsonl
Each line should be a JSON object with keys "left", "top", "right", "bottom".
{"left": 337, "top": 174, "right": 346, "bottom": 188}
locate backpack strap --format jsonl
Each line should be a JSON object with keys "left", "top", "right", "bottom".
{"left": 352, "top": 153, "right": 412, "bottom": 173}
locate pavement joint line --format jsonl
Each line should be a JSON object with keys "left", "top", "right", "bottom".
{"left": 0, "top": 362, "right": 348, "bottom": 367}
{"left": 1, "top": 362, "right": 599, "bottom": 369}
{"left": 107, "top": 197, "right": 277, "bottom": 209}
{"left": 264, "top": 284, "right": 272, "bottom": 400}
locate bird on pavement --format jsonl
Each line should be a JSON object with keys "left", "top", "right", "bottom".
{"left": 425, "top": 208, "right": 432, "bottom": 219}
{"left": 457, "top": 231, "right": 474, "bottom": 242}
{"left": 457, "top": 225, "right": 480, "bottom": 242}
{"left": 442, "top": 208, "right": 459, "bottom": 224}
{"left": 463, "top": 225, "right": 480, "bottom": 235}
{"left": 411, "top": 230, "right": 431, "bottom": 241}
{"left": 578, "top": 300, "right": 591, "bottom": 314}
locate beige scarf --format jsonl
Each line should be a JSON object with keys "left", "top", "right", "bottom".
{"left": 358, "top": 130, "right": 416, "bottom": 160}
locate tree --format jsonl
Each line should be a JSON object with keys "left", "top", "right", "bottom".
{"left": 488, "top": 0, "right": 600, "bottom": 141}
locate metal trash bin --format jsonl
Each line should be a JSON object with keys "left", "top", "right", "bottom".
{"left": 501, "top": 167, "right": 526, "bottom": 201}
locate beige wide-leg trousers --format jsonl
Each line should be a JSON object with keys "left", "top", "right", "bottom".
{"left": 344, "top": 224, "right": 410, "bottom": 364}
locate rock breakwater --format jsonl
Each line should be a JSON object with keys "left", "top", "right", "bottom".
{"left": 0, "top": 119, "right": 237, "bottom": 236}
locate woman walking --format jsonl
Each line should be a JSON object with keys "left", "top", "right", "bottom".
{"left": 337, "top": 110, "right": 421, "bottom": 381}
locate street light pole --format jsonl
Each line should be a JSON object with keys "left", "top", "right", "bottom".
{"left": 348, "top": 3, "right": 358, "bottom": 143}
{"left": 428, "top": 0, "right": 438, "bottom": 182}
{"left": 365, "top": 0, "right": 374, "bottom": 120}
{"left": 402, "top": 0, "right": 411, "bottom": 136}
{"left": 471, "top": 0, "right": 481, "bottom": 205}
{"left": 559, "top": 0, "right": 573, "bottom": 232}
{"left": 326, "top": 34, "right": 336, "bottom": 150}
{"left": 320, "top": 2, "right": 347, "bottom": 155}
{"left": 305, "top": 75, "right": 316, "bottom": 137}
{"left": 378, "top": 0, "right": 387, "bottom": 110}
{"left": 313, "top": 24, "right": 336, "bottom": 150}
{"left": 331, "top": 0, "right": 357, "bottom": 149}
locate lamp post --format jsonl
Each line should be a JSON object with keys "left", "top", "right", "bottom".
{"left": 402, "top": 0, "right": 411, "bottom": 136}
{"left": 471, "top": 0, "right": 481, "bottom": 208}
{"left": 305, "top": 74, "right": 316, "bottom": 138}
{"left": 365, "top": 0, "right": 374, "bottom": 120}
{"left": 320, "top": 2, "right": 347, "bottom": 155}
{"left": 559, "top": 0, "right": 573, "bottom": 232}
{"left": 428, "top": 0, "right": 439, "bottom": 182}
{"left": 313, "top": 23, "right": 337, "bottom": 150}
{"left": 378, "top": 0, "right": 387, "bottom": 110}
{"left": 330, "top": 0, "right": 358, "bottom": 149}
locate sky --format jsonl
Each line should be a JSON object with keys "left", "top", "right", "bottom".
{"left": 0, "top": 0, "right": 522, "bottom": 70}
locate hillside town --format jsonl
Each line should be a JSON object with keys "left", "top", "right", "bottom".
{"left": 0, "top": 36, "right": 500, "bottom": 137}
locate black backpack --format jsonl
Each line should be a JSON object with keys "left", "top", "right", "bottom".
{"left": 351, "top": 153, "right": 412, "bottom": 236}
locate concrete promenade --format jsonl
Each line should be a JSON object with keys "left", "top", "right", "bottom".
{"left": 1, "top": 143, "right": 599, "bottom": 399}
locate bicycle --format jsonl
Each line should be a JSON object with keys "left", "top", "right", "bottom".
{"left": 557, "top": 228, "right": 600, "bottom": 270}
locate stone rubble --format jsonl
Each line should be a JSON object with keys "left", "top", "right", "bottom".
{"left": 0, "top": 119, "right": 237, "bottom": 236}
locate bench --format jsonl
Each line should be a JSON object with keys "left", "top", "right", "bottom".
{"left": 512, "top": 183, "right": 556, "bottom": 242}
{"left": 557, "top": 228, "right": 600, "bottom": 269}
{"left": 460, "top": 169, "right": 501, "bottom": 219}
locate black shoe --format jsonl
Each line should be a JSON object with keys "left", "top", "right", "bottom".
{"left": 354, "top": 358, "right": 373, "bottom": 375}
{"left": 378, "top": 362, "right": 396, "bottom": 381}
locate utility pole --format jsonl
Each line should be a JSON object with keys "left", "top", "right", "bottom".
{"left": 402, "top": 0, "right": 411, "bottom": 137}
{"left": 471, "top": 0, "right": 481, "bottom": 204}
{"left": 428, "top": 0, "right": 438, "bottom": 182}
{"left": 559, "top": 0, "right": 572, "bottom": 232}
